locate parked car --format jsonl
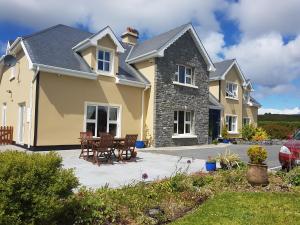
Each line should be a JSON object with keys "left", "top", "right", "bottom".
{"left": 279, "top": 129, "right": 300, "bottom": 171}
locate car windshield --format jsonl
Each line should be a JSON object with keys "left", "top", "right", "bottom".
{"left": 294, "top": 130, "right": 300, "bottom": 140}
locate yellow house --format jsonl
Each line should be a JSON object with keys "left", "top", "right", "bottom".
{"left": 0, "top": 23, "right": 218, "bottom": 149}
{"left": 209, "top": 59, "right": 261, "bottom": 140}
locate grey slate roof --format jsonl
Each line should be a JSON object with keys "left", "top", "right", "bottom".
{"left": 250, "top": 96, "right": 261, "bottom": 107}
{"left": 126, "top": 23, "right": 190, "bottom": 61}
{"left": 209, "top": 93, "right": 223, "bottom": 109}
{"left": 209, "top": 59, "right": 235, "bottom": 80}
{"left": 22, "top": 24, "right": 148, "bottom": 83}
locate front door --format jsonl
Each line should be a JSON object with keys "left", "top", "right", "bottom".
{"left": 209, "top": 109, "right": 221, "bottom": 140}
{"left": 18, "top": 104, "right": 26, "bottom": 144}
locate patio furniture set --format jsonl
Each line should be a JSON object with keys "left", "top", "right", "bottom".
{"left": 79, "top": 132, "right": 138, "bottom": 165}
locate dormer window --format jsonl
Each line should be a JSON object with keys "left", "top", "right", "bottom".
{"left": 97, "top": 48, "right": 113, "bottom": 75}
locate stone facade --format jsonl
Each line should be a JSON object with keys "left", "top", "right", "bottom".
{"left": 153, "top": 31, "right": 209, "bottom": 147}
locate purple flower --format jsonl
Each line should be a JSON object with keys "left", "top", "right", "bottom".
{"left": 142, "top": 173, "right": 148, "bottom": 180}
{"left": 187, "top": 160, "right": 192, "bottom": 164}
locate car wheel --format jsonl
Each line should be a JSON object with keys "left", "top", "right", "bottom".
{"left": 285, "top": 160, "right": 296, "bottom": 172}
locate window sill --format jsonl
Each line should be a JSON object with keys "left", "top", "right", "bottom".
{"left": 225, "top": 96, "right": 239, "bottom": 101}
{"left": 96, "top": 72, "right": 115, "bottom": 78}
{"left": 172, "top": 134, "right": 198, "bottom": 139}
{"left": 172, "top": 81, "right": 198, "bottom": 89}
{"left": 228, "top": 131, "right": 239, "bottom": 135}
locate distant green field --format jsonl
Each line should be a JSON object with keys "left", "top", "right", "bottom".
{"left": 258, "top": 114, "right": 300, "bottom": 139}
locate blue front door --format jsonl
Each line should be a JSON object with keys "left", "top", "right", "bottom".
{"left": 209, "top": 109, "right": 221, "bottom": 140}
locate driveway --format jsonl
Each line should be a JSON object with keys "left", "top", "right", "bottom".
{"left": 143, "top": 144, "right": 282, "bottom": 169}
{"left": 0, "top": 145, "right": 206, "bottom": 189}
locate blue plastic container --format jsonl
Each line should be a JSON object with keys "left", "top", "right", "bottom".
{"left": 223, "top": 139, "right": 230, "bottom": 144}
{"left": 135, "top": 141, "right": 145, "bottom": 148}
{"left": 205, "top": 162, "right": 216, "bottom": 171}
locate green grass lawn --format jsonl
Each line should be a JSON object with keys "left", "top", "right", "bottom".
{"left": 171, "top": 192, "right": 300, "bottom": 225}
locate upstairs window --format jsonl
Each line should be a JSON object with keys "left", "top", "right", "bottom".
{"left": 243, "top": 91, "right": 250, "bottom": 103}
{"left": 97, "top": 49, "right": 111, "bottom": 73}
{"left": 175, "top": 65, "right": 193, "bottom": 85}
{"left": 173, "top": 111, "right": 193, "bottom": 135}
{"left": 226, "top": 82, "right": 238, "bottom": 99}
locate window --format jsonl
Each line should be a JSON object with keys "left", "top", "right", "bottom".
{"left": 243, "top": 117, "right": 250, "bottom": 126}
{"left": 2, "top": 103, "right": 6, "bottom": 126}
{"left": 175, "top": 65, "right": 194, "bottom": 85}
{"left": 243, "top": 91, "right": 250, "bottom": 103}
{"left": 173, "top": 111, "right": 193, "bottom": 135}
{"left": 85, "top": 104, "right": 120, "bottom": 137}
{"left": 97, "top": 49, "right": 112, "bottom": 73}
{"left": 226, "top": 82, "right": 238, "bottom": 99}
{"left": 226, "top": 115, "right": 237, "bottom": 133}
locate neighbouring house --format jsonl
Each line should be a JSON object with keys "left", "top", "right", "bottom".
{"left": 0, "top": 23, "right": 217, "bottom": 149}
{"left": 208, "top": 59, "right": 261, "bottom": 140}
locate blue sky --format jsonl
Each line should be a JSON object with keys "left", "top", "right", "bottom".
{"left": 0, "top": 0, "right": 299, "bottom": 114}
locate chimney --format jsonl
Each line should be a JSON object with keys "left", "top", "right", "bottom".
{"left": 121, "top": 27, "right": 139, "bottom": 45}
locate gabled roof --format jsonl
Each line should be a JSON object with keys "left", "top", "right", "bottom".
{"left": 126, "top": 23, "right": 215, "bottom": 71}
{"left": 72, "top": 26, "right": 125, "bottom": 53}
{"left": 12, "top": 24, "right": 146, "bottom": 84}
{"left": 249, "top": 96, "right": 261, "bottom": 108}
{"left": 209, "top": 58, "right": 246, "bottom": 85}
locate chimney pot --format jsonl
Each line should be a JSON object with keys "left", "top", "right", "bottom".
{"left": 121, "top": 27, "right": 139, "bottom": 45}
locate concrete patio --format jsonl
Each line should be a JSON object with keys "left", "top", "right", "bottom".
{"left": 0, "top": 145, "right": 206, "bottom": 189}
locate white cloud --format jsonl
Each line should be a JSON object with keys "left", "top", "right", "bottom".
{"left": 222, "top": 33, "right": 300, "bottom": 88}
{"left": 201, "top": 31, "right": 225, "bottom": 61}
{"left": 229, "top": 0, "right": 300, "bottom": 38}
{"left": 0, "top": 0, "right": 227, "bottom": 35}
{"left": 259, "top": 107, "right": 300, "bottom": 115}
{"left": 0, "top": 41, "right": 6, "bottom": 55}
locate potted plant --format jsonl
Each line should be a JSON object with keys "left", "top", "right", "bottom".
{"left": 205, "top": 156, "right": 217, "bottom": 171}
{"left": 246, "top": 145, "right": 269, "bottom": 186}
{"left": 216, "top": 149, "right": 241, "bottom": 170}
{"left": 221, "top": 124, "right": 229, "bottom": 143}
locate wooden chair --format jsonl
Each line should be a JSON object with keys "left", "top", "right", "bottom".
{"left": 79, "top": 131, "right": 93, "bottom": 159}
{"left": 118, "top": 134, "right": 138, "bottom": 160}
{"left": 92, "top": 133, "right": 114, "bottom": 166}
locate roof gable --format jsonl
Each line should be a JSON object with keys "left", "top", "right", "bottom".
{"left": 126, "top": 23, "right": 215, "bottom": 71}
{"left": 73, "top": 26, "right": 125, "bottom": 53}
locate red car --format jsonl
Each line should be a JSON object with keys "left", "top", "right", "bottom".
{"left": 279, "top": 129, "right": 300, "bottom": 171}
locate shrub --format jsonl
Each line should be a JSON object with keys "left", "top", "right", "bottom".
{"left": 241, "top": 124, "right": 256, "bottom": 140}
{"left": 247, "top": 145, "right": 267, "bottom": 164}
{"left": 212, "top": 139, "right": 219, "bottom": 145}
{"left": 284, "top": 167, "right": 300, "bottom": 186}
{"left": 216, "top": 149, "right": 241, "bottom": 170}
{"left": 221, "top": 124, "right": 229, "bottom": 140}
{"left": 252, "top": 127, "right": 269, "bottom": 141}
{"left": 0, "top": 151, "right": 79, "bottom": 225}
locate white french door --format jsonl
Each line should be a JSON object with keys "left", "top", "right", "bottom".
{"left": 18, "top": 103, "right": 26, "bottom": 144}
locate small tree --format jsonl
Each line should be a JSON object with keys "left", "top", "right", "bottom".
{"left": 252, "top": 127, "right": 269, "bottom": 141}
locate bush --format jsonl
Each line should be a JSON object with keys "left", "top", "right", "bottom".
{"left": 216, "top": 149, "right": 241, "bottom": 170}
{"left": 241, "top": 124, "right": 256, "bottom": 140}
{"left": 0, "top": 151, "right": 79, "bottom": 225}
{"left": 247, "top": 145, "right": 267, "bottom": 164}
{"left": 284, "top": 167, "right": 300, "bottom": 186}
{"left": 221, "top": 124, "right": 229, "bottom": 140}
{"left": 260, "top": 124, "right": 293, "bottom": 139}
{"left": 252, "top": 127, "right": 269, "bottom": 141}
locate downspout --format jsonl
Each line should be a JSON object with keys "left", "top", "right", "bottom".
{"left": 28, "top": 66, "right": 39, "bottom": 148}
{"left": 141, "top": 85, "right": 150, "bottom": 140}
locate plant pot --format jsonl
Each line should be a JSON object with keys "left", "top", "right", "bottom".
{"left": 246, "top": 163, "right": 269, "bottom": 186}
{"left": 131, "top": 151, "right": 137, "bottom": 158}
{"left": 223, "top": 139, "right": 230, "bottom": 144}
{"left": 135, "top": 141, "right": 145, "bottom": 148}
{"left": 205, "top": 162, "right": 216, "bottom": 171}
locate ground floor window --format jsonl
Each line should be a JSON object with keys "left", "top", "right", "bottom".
{"left": 173, "top": 111, "right": 193, "bottom": 135}
{"left": 243, "top": 117, "right": 250, "bottom": 126}
{"left": 225, "top": 115, "right": 237, "bottom": 133}
{"left": 2, "top": 103, "right": 6, "bottom": 126}
{"left": 85, "top": 103, "right": 120, "bottom": 137}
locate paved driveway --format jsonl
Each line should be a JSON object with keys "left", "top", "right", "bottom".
{"left": 143, "top": 144, "right": 282, "bottom": 169}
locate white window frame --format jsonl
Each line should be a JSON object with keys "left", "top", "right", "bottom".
{"left": 243, "top": 91, "right": 250, "bottom": 104}
{"left": 225, "top": 114, "right": 238, "bottom": 134}
{"left": 84, "top": 102, "right": 121, "bottom": 137}
{"left": 173, "top": 110, "right": 194, "bottom": 136}
{"left": 226, "top": 82, "right": 238, "bottom": 100}
{"left": 2, "top": 103, "right": 7, "bottom": 126}
{"left": 243, "top": 117, "right": 250, "bottom": 126}
{"left": 96, "top": 47, "right": 115, "bottom": 76}
{"left": 174, "top": 65, "right": 195, "bottom": 86}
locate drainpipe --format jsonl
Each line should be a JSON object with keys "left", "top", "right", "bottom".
{"left": 28, "top": 66, "right": 39, "bottom": 148}
{"left": 141, "top": 85, "right": 150, "bottom": 140}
